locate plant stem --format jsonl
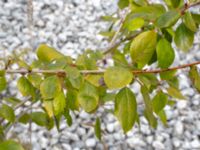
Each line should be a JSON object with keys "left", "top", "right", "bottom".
{"left": 5, "top": 60, "right": 200, "bottom": 75}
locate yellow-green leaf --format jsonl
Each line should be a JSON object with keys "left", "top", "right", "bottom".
{"left": 66, "top": 90, "right": 79, "bottom": 111}
{"left": 40, "top": 76, "right": 61, "bottom": 99}
{"left": 43, "top": 101, "right": 54, "bottom": 117}
{"left": 152, "top": 91, "right": 168, "bottom": 114}
{"left": 130, "top": 30, "right": 157, "bottom": 68}
{"left": 0, "top": 140, "right": 24, "bottom": 150}
{"left": 127, "top": 18, "right": 145, "bottom": 31}
{"left": 78, "top": 82, "right": 99, "bottom": 113}
{"left": 174, "top": 23, "right": 194, "bottom": 52}
{"left": 183, "top": 12, "right": 197, "bottom": 32}
{"left": 167, "top": 87, "right": 185, "bottom": 99}
{"left": 104, "top": 66, "right": 133, "bottom": 89}
{"left": 0, "top": 104, "right": 15, "bottom": 122}
{"left": 0, "top": 76, "right": 6, "bottom": 92}
{"left": 53, "top": 92, "right": 66, "bottom": 115}
{"left": 115, "top": 88, "right": 137, "bottom": 133}
{"left": 155, "top": 10, "right": 180, "bottom": 28}
{"left": 189, "top": 66, "right": 200, "bottom": 92}
{"left": 36, "top": 44, "right": 64, "bottom": 62}
{"left": 27, "top": 74, "right": 42, "bottom": 89}
{"left": 156, "top": 38, "right": 175, "bottom": 68}
{"left": 17, "top": 76, "right": 35, "bottom": 97}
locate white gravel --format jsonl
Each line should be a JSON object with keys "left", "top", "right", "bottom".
{"left": 1, "top": 0, "right": 200, "bottom": 150}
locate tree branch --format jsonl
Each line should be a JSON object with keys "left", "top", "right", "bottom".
{"left": 5, "top": 61, "right": 200, "bottom": 75}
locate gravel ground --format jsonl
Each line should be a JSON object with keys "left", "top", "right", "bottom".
{"left": 1, "top": 0, "right": 200, "bottom": 150}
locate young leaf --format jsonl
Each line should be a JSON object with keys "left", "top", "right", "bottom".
{"left": 63, "top": 108, "right": 72, "bottom": 126}
{"left": 170, "top": 0, "right": 181, "bottom": 8}
{"left": 17, "top": 76, "right": 35, "bottom": 97}
{"left": 104, "top": 66, "right": 133, "bottom": 89}
{"left": 152, "top": 91, "right": 168, "bottom": 114}
{"left": 118, "top": 0, "right": 129, "bottom": 9}
{"left": 95, "top": 117, "right": 102, "bottom": 141}
{"left": 53, "top": 92, "right": 66, "bottom": 115}
{"left": 115, "top": 88, "right": 137, "bottom": 133}
{"left": 155, "top": 10, "right": 180, "bottom": 28}
{"left": 0, "top": 76, "right": 6, "bottom": 92}
{"left": 189, "top": 66, "right": 200, "bottom": 92}
{"left": 130, "top": 30, "right": 157, "bottom": 68}
{"left": 0, "top": 140, "right": 24, "bottom": 150}
{"left": 0, "top": 104, "right": 15, "bottom": 122}
{"left": 174, "top": 23, "right": 194, "bottom": 52}
{"left": 183, "top": 12, "right": 197, "bottom": 32}
{"left": 158, "top": 110, "right": 167, "bottom": 126}
{"left": 78, "top": 82, "right": 99, "bottom": 113}
{"left": 40, "top": 76, "right": 61, "bottom": 99}
{"left": 36, "top": 44, "right": 64, "bottom": 62}
{"left": 156, "top": 38, "right": 175, "bottom": 68}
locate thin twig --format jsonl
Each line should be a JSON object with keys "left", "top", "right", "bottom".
{"left": 5, "top": 60, "right": 200, "bottom": 75}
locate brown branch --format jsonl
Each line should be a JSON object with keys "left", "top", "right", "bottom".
{"left": 5, "top": 61, "right": 200, "bottom": 75}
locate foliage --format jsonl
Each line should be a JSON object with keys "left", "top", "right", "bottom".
{"left": 1, "top": 0, "right": 200, "bottom": 147}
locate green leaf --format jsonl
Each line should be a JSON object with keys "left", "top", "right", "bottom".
{"left": 127, "top": 18, "right": 145, "bottom": 31}
{"left": 94, "top": 117, "right": 101, "bottom": 141}
{"left": 17, "top": 76, "right": 35, "bottom": 97}
{"left": 40, "top": 76, "right": 61, "bottom": 99}
{"left": 167, "top": 87, "right": 185, "bottom": 99}
{"left": 156, "top": 38, "right": 175, "bottom": 68}
{"left": 31, "top": 112, "right": 49, "bottom": 126}
{"left": 0, "top": 76, "right": 6, "bottom": 92}
{"left": 78, "top": 82, "right": 99, "bottom": 113}
{"left": 152, "top": 91, "right": 168, "bottom": 114}
{"left": 19, "top": 113, "right": 30, "bottom": 124}
{"left": 130, "top": 30, "right": 157, "bottom": 68}
{"left": 104, "top": 66, "right": 133, "bottom": 89}
{"left": 36, "top": 44, "right": 64, "bottom": 62}
{"left": 160, "top": 70, "right": 176, "bottom": 80}
{"left": 183, "top": 12, "right": 197, "bottom": 32}
{"left": 113, "top": 51, "right": 129, "bottom": 67}
{"left": 63, "top": 108, "right": 72, "bottom": 126}
{"left": 189, "top": 66, "right": 200, "bottom": 92}
{"left": 155, "top": 10, "right": 180, "bottom": 28}
{"left": 64, "top": 66, "right": 80, "bottom": 79}
{"left": 115, "top": 88, "right": 137, "bottom": 133}
{"left": 27, "top": 74, "right": 42, "bottom": 89}
{"left": 170, "top": 0, "right": 181, "bottom": 8}
{"left": 53, "top": 92, "right": 66, "bottom": 115}
{"left": 0, "top": 140, "right": 24, "bottom": 150}
{"left": 174, "top": 23, "right": 194, "bottom": 52}
{"left": 118, "top": 0, "right": 129, "bottom": 9}
{"left": 158, "top": 110, "right": 167, "bottom": 126}
{"left": 191, "top": 13, "right": 200, "bottom": 24}
{"left": 43, "top": 101, "right": 54, "bottom": 117}
{"left": 85, "top": 74, "right": 103, "bottom": 87}
{"left": 141, "top": 86, "right": 157, "bottom": 128}
{"left": 66, "top": 89, "right": 79, "bottom": 111}
{"left": 0, "top": 104, "right": 15, "bottom": 122}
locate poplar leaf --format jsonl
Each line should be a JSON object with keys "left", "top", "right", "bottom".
{"left": 40, "top": 76, "right": 61, "bottom": 99}
{"left": 174, "top": 23, "right": 194, "bottom": 52}
{"left": 155, "top": 10, "right": 180, "bottom": 28}
{"left": 115, "top": 88, "right": 137, "bottom": 133}
{"left": 156, "top": 38, "right": 175, "bottom": 68}
{"left": 78, "top": 82, "right": 99, "bottom": 113}
{"left": 53, "top": 92, "right": 66, "bottom": 115}
{"left": 130, "top": 30, "right": 157, "bottom": 68}
{"left": 104, "top": 67, "right": 133, "bottom": 89}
